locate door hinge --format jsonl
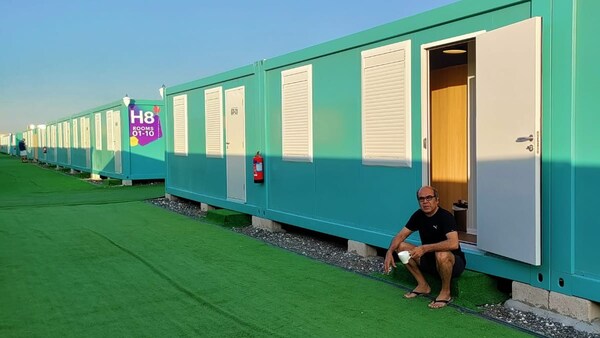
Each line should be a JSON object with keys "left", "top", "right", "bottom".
{"left": 423, "top": 138, "right": 427, "bottom": 149}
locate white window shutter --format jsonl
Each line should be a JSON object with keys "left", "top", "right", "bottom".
{"left": 51, "top": 125, "right": 56, "bottom": 148}
{"left": 58, "top": 123, "right": 63, "bottom": 148}
{"left": 106, "top": 111, "right": 114, "bottom": 151}
{"left": 173, "top": 94, "right": 189, "bottom": 156}
{"left": 361, "top": 40, "right": 412, "bottom": 167}
{"left": 73, "top": 119, "right": 79, "bottom": 149}
{"left": 205, "top": 87, "right": 223, "bottom": 158}
{"left": 95, "top": 113, "right": 102, "bottom": 151}
{"left": 281, "top": 64, "right": 313, "bottom": 162}
{"left": 63, "top": 121, "right": 70, "bottom": 148}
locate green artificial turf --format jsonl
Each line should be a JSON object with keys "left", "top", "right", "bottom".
{"left": 0, "top": 154, "right": 531, "bottom": 337}
{"left": 375, "top": 268, "right": 509, "bottom": 311}
{"left": 0, "top": 156, "right": 164, "bottom": 209}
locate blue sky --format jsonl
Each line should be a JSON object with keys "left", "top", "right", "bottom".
{"left": 0, "top": 0, "right": 456, "bottom": 134}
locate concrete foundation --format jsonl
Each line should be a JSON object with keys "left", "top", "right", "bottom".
{"left": 165, "top": 193, "right": 180, "bottom": 201}
{"left": 511, "top": 281, "right": 600, "bottom": 333}
{"left": 122, "top": 179, "right": 132, "bottom": 186}
{"left": 90, "top": 173, "right": 101, "bottom": 180}
{"left": 251, "top": 216, "right": 284, "bottom": 233}
{"left": 201, "top": 203, "right": 216, "bottom": 212}
{"left": 347, "top": 240, "right": 377, "bottom": 257}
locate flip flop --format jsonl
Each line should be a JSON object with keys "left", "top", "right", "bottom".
{"left": 403, "top": 290, "right": 430, "bottom": 299}
{"left": 428, "top": 298, "right": 453, "bottom": 309}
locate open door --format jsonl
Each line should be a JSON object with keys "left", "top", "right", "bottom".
{"left": 475, "top": 17, "right": 542, "bottom": 265}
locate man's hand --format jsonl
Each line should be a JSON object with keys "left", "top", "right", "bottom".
{"left": 384, "top": 250, "right": 397, "bottom": 274}
{"left": 409, "top": 246, "right": 426, "bottom": 260}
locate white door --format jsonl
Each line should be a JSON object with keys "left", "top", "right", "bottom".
{"left": 475, "top": 17, "right": 542, "bottom": 265}
{"left": 84, "top": 118, "right": 91, "bottom": 168}
{"left": 225, "top": 86, "right": 246, "bottom": 202}
{"left": 113, "top": 111, "right": 122, "bottom": 174}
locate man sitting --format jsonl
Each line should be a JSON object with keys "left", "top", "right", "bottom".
{"left": 384, "top": 186, "right": 466, "bottom": 309}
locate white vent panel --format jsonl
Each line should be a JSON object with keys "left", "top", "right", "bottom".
{"left": 173, "top": 94, "right": 188, "bottom": 156}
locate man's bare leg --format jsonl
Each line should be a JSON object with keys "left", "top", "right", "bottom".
{"left": 429, "top": 251, "right": 455, "bottom": 308}
{"left": 398, "top": 243, "right": 431, "bottom": 298}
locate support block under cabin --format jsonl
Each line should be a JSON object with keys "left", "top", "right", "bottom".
{"left": 201, "top": 203, "right": 216, "bottom": 212}
{"left": 347, "top": 240, "right": 377, "bottom": 257}
{"left": 252, "top": 216, "right": 285, "bottom": 233}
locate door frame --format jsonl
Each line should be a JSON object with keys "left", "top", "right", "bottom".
{"left": 420, "top": 31, "right": 484, "bottom": 234}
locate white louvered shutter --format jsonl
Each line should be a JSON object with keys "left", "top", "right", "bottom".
{"left": 73, "top": 119, "right": 79, "bottom": 149}
{"left": 63, "top": 121, "right": 70, "bottom": 148}
{"left": 51, "top": 125, "right": 56, "bottom": 148}
{"left": 173, "top": 94, "right": 188, "bottom": 156}
{"left": 281, "top": 64, "right": 313, "bottom": 162}
{"left": 205, "top": 87, "right": 223, "bottom": 158}
{"left": 95, "top": 113, "right": 102, "bottom": 151}
{"left": 361, "top": 40, "right": 412, "bottom": 167}
{"left": 58, "top": 123, "right": 63, "bottom": 148}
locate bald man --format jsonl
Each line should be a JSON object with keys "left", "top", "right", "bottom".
{"left": 384, "top": 186, "right": 466, "bottom": 309}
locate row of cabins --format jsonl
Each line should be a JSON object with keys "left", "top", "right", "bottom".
{"left": 2, "top": 0, "right": 598, "bottom": 322}
{"left": 1, "top": 99, "right": 164, "bottom": 184}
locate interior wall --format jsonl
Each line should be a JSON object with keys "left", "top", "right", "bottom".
{"left": 430, "top": 64, "right": 468, "bottom": 212}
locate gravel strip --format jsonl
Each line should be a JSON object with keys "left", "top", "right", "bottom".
{"left": 148, "top": 197, "right": 599, "bottom": 338}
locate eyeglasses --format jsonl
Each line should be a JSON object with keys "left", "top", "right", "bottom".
{"left": 418, "top": 195, "right": 436, "bottom": 202}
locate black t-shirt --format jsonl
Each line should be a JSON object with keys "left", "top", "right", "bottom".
{"left": 405, "top": 207, "right": 465, "bottom": 260}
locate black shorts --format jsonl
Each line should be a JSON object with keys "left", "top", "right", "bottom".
{"left": 419, "top": 252, "right": 466, "bottom": 278}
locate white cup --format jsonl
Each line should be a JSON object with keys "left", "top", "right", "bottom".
{"left": 397, "top": 251, "right": 411, "bottom": 264}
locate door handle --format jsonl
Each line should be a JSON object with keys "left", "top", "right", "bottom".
{"left": 516, "top": 135, "right": 534, "bottom": 142}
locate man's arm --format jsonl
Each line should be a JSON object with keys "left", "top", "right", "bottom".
{"left": 410, "top": 231, "right": 459, "bottom": 260}
{"left": 384, "top": 227, "right": 413, "bottom": 273}
{"left": 387, "top": 227, "right": 413, "bottom": 253}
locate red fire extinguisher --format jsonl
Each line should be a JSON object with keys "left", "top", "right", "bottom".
{"left": 253, "top": 151, "right": 264, "bottom": 183}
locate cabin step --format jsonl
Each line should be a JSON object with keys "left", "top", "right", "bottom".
{"left": 388, "top": 267, "right": 508, "bottom": 307}
{"left": 206, "top": 209, "right": 251, "bottom": 227}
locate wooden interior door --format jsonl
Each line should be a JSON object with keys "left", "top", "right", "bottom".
{"left": 430, "top": 64, "right": 468, "bottom": 213}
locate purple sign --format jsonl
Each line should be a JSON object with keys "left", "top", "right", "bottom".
{"left": 129, "top": 104, "right": 163, "bottom": 146}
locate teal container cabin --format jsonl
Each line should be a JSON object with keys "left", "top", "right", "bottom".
{"left": 165, "top": 64, "right": 263, "bottom": 214}
{"left": 55, "top": 117, "right": 72, "bottom": 168}
{"left": 68, "top": 111, "right": 92, "bottom": 173}
{"left": 0, "top": 134, "right": 9, "bottom": 154}
{"left": 164, "top": 0, "right": 600, "bottom": 304}
{"left": 8, "top": 132, "right": 23, "bottom": 156}
{"left": 35, "top": 125, "right": 48, "bottom": 163}
{"left": 17, "top": 130, "right": 32, "bottom": 160}
{"left": 43, "top": 122, "right": 59, "bottom": 165}
{"left": 2, "top": 133, "right": 17, "bottom": 155}
{"left": 89, "top": 99, "right": 165, "bottom": 182}
{"left": 10, "top": 133, "right": 22, "bottom": 156}
{"left": 24, "top": 127, "right": 37, "bottom": 161}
